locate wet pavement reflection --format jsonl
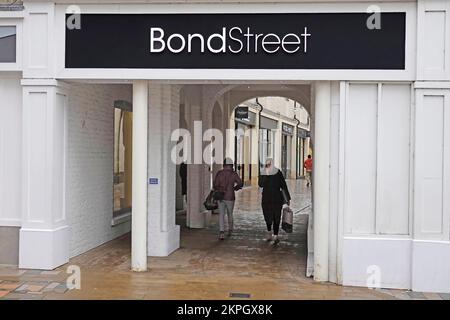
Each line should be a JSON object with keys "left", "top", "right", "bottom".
{"left": 0, "top": 179, "right": 439, "bottom": 299}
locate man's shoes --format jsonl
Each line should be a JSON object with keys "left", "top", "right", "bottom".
{"left": 266, "top": 232, "right": 273, "bottom": 242}
{"left": 219, "top": 232, "right": 225, "bottom": 240}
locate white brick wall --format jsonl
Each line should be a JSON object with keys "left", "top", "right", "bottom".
{"left": 147, "top": 84, "right": 180, "bottom": 256}
{"left": 66, "top": 83, "right": 132, "bottom": 258}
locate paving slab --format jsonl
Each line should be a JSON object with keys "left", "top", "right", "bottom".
{"left": 14, "top": 284, "right": 29, "bottom": 293}
{"left": 0, "top": 290, "right": 10, "bottom": 298}
{"left": 0, "top": 282, "right": 21, "bottom": 291}
{"left": 423, "top": 292, "right": 442, "bottom": 300}
{"left": 407, "top": 291, "right": 426, "bottom": 299}
{"left": 439, "top": 293, "right": 450, "bottom": 300}
{"left": 41, "top": 271, "right": 61, "bottom": 275}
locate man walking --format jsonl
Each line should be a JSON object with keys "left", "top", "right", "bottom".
{"left": 304, "top": 154, "right": 313, "bottom": 187}
{"left": 213, "top": 158, "right": 243, "bottom": 240}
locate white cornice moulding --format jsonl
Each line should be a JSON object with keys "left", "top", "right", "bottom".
{"left": 0, "top": 12, "right": 25, "bottom": 18}
{"left": 414, "top": 81, "right": 450, "bottom": 89}
{"left": 21, "top": 78, "right": 58, "bottom": 86}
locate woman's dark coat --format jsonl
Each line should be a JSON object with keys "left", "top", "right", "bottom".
{"left": 258, "top": 170, "right": 291, "bottom": 205}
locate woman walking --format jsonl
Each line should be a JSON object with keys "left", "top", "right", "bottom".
{"left": 258, "top": 158, "right": 291, "bottom": 244}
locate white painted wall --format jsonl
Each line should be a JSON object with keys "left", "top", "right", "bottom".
{"left": 341, "top": 82, "right": 414, "bottom": 289}
{"left": 146, "top": 83, "right": 181, "bottom": 256}
{"left": 344, "top": 83, "right": 378, "bottom": 234}
{"left": 66, "top": 83, "right": 132, "bottom": 258}
{"left": 417, "top": 0, "right": 450, "bottom": 81}
{"left": 343, "top": 83, "right": 412, "bottom": 236}
{"left": 413, "top": 88, "right": 450, "bottom": 292}
{"left": 0, "top": 76, "right": 22, "bottom": 227}
{"left": 340, "top": 0, "right": 450, "bottom": 293}
{"left": 328, "top": 81, "right": 341, "bottom": 283}
{"left": 377, "top": 84, "right": 412, "bottom": 235}
{"left": 415, "top": 91, "right": 450, "bottom": 241}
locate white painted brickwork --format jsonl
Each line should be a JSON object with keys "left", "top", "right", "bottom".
{"left": 184, "top": 86, "right": 208, "bottom": 228}
{"left": 66, "top": 83, "right": 132, "bottom": 258}
{"left": 147, "top": 83, "right": 180, "bottom": 256}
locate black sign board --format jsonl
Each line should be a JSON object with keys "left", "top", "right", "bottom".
{"left": 65, "top": 13, "right": 406, "bottom": 69}
{"left": 298, "top": 128, "right": 310, "bottom": 138}
{"left": 260, "top": 116, "right": 278, "bottom": 130}
{"left": 235, "top": 106, "right": 249, "bottom": 119}
{"left": 282, "top": 123, "right": 294, "bottom": 135}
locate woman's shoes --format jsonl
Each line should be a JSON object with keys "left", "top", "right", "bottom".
{"left": 266, "top": 232, "right": 280, "bottom": 244}
{"left": 272, "top": 235, "right": 280, "bottom": 245}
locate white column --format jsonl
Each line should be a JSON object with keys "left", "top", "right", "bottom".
{"left": 226, "top": 108, "right": 235, "bottom": 160}
{"left": 250, "top": 113, "right": 260, "bottom": 183}
{"left": 328, "top": 81, "right": 342, "bottom": 284}
{"left": 132, "top": 80, "right": 148, "bottom": 271}
{"left": 291, "top": 130, "right": 297, "bottom": 179}
{"left": 147, "top": 84, "right": 181, "bottom": 256}
{"left": 202, "top": 89, "right": 214, "bottom": 225}
{"left": 313, "top": 81, "right": 331, "bottom": 282}
{"left": 274, "top": 119, "right": 282, "bottom": 169}
{"left": 223, "top": 93, "right": 235, "bottom": 159}
{"left": 186, "top": 86, "right": 208, "bottom": 228}
{"left": 19, "top": 79, "right": 69, "bottom": 270}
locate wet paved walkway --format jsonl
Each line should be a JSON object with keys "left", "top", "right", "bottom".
{"left": 0, "top": 179, "right": 447, "bottom": 300}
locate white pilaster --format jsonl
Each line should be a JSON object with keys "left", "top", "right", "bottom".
{"left": 201, "top": 87, "right": 215, "bottom": 225}
{"left": 251, "top": 113, "right": 260, "bottom": 182}
{"left": 19, "top": 79, "right": 69, "bottom": 270}
{"left": 313, "top": 81, "right": 331, "bottom": 282}
{"left": 23, "top": 2, "right": 56, "bottom": 78}
{"left": 274, "top": 119, "right": 282, "bottom": 169}
{"left": 132, "top": 80, "right": 148, "bottom": 271}
{"left": 291, "top": 127, "right": 297, "bottom": 179}
{"left": 147, "top": 83, "right": 181, "bottom": 256}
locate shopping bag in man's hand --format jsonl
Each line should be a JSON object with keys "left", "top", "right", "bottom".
{"left": 204, "top": 190, "right": 218, "bottom": 210}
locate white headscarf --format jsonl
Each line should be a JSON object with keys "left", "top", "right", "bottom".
{"left": 263, "top": 158, "right": 278, "bottom": 176}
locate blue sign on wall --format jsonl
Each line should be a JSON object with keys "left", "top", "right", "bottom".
{"left": 149, "top": 178, "right": 159, "bottom": 185}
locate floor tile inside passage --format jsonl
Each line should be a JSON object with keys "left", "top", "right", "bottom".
{"left": 0, "top": 180, "right": 432, "bottom": 300}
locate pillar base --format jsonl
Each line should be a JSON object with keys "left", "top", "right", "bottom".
{"left": 147, "top": 225, "right": 180, "bottom": 256}
{"left": 19, "top": 226, "right": 69, "bottom": 270}
{"left": 188, "top": 210, "right": 210, "bottom": 229}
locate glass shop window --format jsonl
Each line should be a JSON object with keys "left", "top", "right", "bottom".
{"left": 0, "top": 26, "right": 16, "bottom": 63}
{"left": 113, "top": 105, "right": 133, "bottom": 217}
